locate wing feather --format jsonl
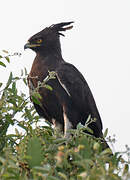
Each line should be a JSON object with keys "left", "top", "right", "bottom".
{"left": 56, "top": 62, "right": 103, "bottom": 133}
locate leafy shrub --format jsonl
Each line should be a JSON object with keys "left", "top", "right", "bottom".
{"left": 0, "top": 52, "right": 129, "bottom": 180}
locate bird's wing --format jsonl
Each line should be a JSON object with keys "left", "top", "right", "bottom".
{"left": 56, "top": 62, "right": 103, "bottom": 133}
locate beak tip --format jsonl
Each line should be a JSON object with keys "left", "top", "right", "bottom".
{"left": 24, "top": 44, "right": 28, "bottom": 50}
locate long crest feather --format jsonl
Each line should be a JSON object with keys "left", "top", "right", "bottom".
{"left": 50, "top": 21, "right": 74, "bottom": 34}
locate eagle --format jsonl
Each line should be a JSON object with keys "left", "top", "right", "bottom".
{"left": 24, "top": 22, "right": 103, "bottom": 139}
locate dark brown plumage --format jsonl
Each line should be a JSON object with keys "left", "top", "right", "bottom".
{"left": 24, "top": 22, "right": 103, "bottom": 138}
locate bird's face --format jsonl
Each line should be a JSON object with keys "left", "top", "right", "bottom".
{"left": 24, "top": 28, "right": 59, "bottom": 52}
{"left": 24, "top": 22, "right": 74, "bottom": 53}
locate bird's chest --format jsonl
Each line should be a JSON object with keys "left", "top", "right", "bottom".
{"left": 28, "top": 60, "right": 60, "bottom": 107}
{"left": 28, "top": 58, "right": 55, "bottom": 89}
{"left": 28, "top": 63, "right": 63, "bottom": 122}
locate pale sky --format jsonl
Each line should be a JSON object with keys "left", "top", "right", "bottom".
{"left": 0, "top": 0, "right": 130, "bottom": 153}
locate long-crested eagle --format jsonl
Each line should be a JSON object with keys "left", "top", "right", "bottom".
{"left": 24, "top": 22, "right": 104, "bottom": 139}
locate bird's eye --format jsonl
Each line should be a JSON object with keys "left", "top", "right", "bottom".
{"left": 37, "top": 39, "right": 42, "bottom": 43}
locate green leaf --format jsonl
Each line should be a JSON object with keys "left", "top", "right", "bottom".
{"left": 0, "top": 61, "right": 6, "bottom": 67}
{"left": 122, "top": 164, "right": 129, "bottom": 175}
{"left": 85, "top": 126, "right": 93, "bottom": 134}
{"left": 0, "top": 55, "right": 3, "bottom": 58}
{"left": 23, "top": 78, "right": 27, "bottom": 85}
{"left": 0, "top": 82, "right": 3, "bottom": 88}
{"left": 8, "top": 98, "right": 17, "bottom": 106}
{"left": 6, "top": 72, "right": 13, "bottom": 88}
{"left": 26, "top": 136, "right": 43, "bottom": 168}
{"left": 103, "top": 128, "right": 108, "bottom": 138}
{"left": 100, "top": 148, "right": 112, "bottom": 155}
{"left": 44, "top": 84, "right": 53, "bottom": 91}
{"left": 93, "top": 142, "right": 100, "bottom": 151}
{"left": 12, "top": 82, "right": 16, "bottom": 94}
{"left": 5, "top": 56, "right": 10, "bottom": 63}
{"left": 31, "top": 95, "right": 41, "bottom": 105}
{"left": 33, "top": 92, "right": 42, "bottom": 99}
{"left": 24, "top": 67, "right": 28, "bottom": 75}
{"left": 77, "top": 122, "right": 84, "bottom": 129}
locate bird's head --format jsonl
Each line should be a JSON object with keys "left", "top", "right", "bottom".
{"left": 24, "top": 21, "right": 74, "bottom": 53}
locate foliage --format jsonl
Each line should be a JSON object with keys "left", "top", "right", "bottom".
{"left": 0, "top": 53, "right": 130, "bottom": 180}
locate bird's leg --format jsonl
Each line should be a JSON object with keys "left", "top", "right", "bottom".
{"left": 63, "top": 107, "right": 72, "bottom": 138}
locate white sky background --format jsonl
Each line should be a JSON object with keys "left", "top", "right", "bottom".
{"left": 0, "top": 0, "right": 130, "bottom": 152}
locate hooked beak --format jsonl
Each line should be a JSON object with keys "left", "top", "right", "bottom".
{"left": 24, "top": 42, "right": 30, "bottom": 50}
{"left": 24, "top": 42, "right": 41, "bottom": 50}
